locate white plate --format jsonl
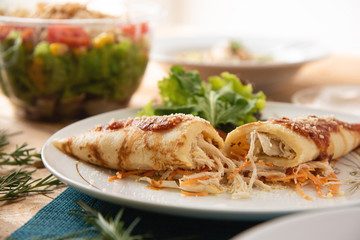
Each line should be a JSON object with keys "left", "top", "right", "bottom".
{"left": 292, "top": 85, "right": 360, "bottom": 116}
{"left": 42, "top": 102, "right": 360, "bottom": 220}
{"left": 150, "top": 36, "right": 329, "bottom": 93}
{"left": 232, "top": 207, "right": 360, "bottom": 240}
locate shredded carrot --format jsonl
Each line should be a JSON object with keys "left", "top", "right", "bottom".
{"left": 227, "top": 161, "right": 252, "bottom": 179}
{"left": 318, "top": 176, "right": 331, "bottom": 184}
{"left": 147, "top": 185, "right": 163, "bottom": 191}
{"left": 304, "top": 170, "right": 323, "bottom": 197}
{"left": 267, "top": 173, "right": 307, "bottom": 182}
{"left": 150, "top": 179, "right": 164, "bottom": 188}
{"left": 255, "top": 162, "right": 274, "bottom": 167}
{"left": 176, "top": 169, "right": 196, "bottom": 175}
{"left": 142, "top": 170, "right": 157, "bottom": 177}
{"left": 109, "top": 169, "right": 155, "bottom": 181}
{"left": 305, "top": 170, "right": 323, "bottom": 186}
{"left": 116, "top": 170, "right": 125, "bottom": 179}
{"left": 327, "top": 173, "right": 340, "bottom": 196}
{"left": 266, "top": 166, "right": 341, "bottom": 200}
{"left": 313, "top": 183, "right": 323, "bottom": 197}
{"left": 108, "top": 176, "right": 118, "bottom": 182}
{"left": 167, "top": 169, "right": 178, "bottom": 180}
{"left": 181, "top": 190, "right": 208, "bottom": 197}
{"left": 180, "top": 176, "right": 209, "bottom": 187}
{"left": 296, "top": 183, "right": 312, "bottom": 201}
{"left": 264, "top": 174, "right": 280, "bottom": 179}
{"left": 327, "top": 172, "right": 339, "bottom": 181}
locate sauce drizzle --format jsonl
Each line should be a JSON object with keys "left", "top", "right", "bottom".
{"left": 270, "top": 115, "right": 360, "bottom": 160}
{"left": 95, "top": 114, "right": 195, "bottom": 132}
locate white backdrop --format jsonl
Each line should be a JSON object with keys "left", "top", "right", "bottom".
{"left": 154, "top": 0, "right": 360, "bottom": 56}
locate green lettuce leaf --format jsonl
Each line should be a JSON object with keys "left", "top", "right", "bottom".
{"left": 138, "top": 66, "right": 266, "bottom": 132}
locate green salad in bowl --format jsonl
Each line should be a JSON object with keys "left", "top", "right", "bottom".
{"left": 0, "top": 1, "right": 155, "bottom": 121}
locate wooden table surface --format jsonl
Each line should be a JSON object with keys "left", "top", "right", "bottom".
{"left": 1, "top": 56, "right": 360, "bottom": 238}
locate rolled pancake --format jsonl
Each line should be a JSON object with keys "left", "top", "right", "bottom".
{"left": 224, "top": 115, "right": 360, "bottom": 168}
{"left": 53, "top": 114, "right": 225, "bottom": 171}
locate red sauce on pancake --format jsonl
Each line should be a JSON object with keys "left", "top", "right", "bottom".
{"left": 95, "top": 114, "right": 195, "bottom": 132}
{"left": 270, "top": 115, "right": 360, "bottom": 160}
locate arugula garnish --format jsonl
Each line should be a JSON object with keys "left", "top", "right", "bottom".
{"left": 138, "top": 66, "right": 266, "bottom": 132}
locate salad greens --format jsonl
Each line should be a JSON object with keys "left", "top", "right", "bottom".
{"left": 138, "top": 66, "right": 266, "bottom": 132}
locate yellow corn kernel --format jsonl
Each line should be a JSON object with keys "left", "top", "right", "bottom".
{"left": 50, "top": 43, "right": 69, "bottom": 56}
{"left": 73, "top": 46, "right": 88, "bottom": 56}
{"left": 92, "top": 32, "right": 115, "bottom": 49}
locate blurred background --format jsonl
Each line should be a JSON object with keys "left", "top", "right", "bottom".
{"left": 153, "top": 0, "right": 360, "bottom": 56}
{"left": 1, "top": 0, "right": 360, "bottom": 119}
{"left": 137, "top": 0, "right": 360, "bottom": 111}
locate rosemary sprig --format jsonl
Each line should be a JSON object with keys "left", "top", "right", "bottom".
{"left": 69, "top": 200, "right": 150, "bottom": 240}
{"left": 0, "top": 169, "right": 63, "bottom": 201}
{"left": 0, "top": 130, "right": 40, "bottom": 166}
{"left": 0, "top": 143, "right": 41, "bottom": 166}
{"left": 0, "top": 130, "right": 10, "bottom": 148}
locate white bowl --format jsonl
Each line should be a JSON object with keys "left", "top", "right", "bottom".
{"left": 150, "top": 35, "right": 329, "bottom": 94}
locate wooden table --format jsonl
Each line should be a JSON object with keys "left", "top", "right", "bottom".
{"left": 1, "top": 56, "right": 360, "bottom": 238}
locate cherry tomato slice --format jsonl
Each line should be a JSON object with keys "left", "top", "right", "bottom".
{"left": 0, "top": 26, "right": 34, "bottom": 41}
{"left": 47, "top": 25, "right": 90, "bottom": 48}
{"left": 21, "top": 28, "right": 35, "bottom": 41}
{"left": 121, "top": 22, "right": 149, "bottom": 38}
{"left": 0, "top": 26, "right": 13, "bottom": 40}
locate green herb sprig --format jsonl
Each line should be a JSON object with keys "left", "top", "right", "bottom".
{"left": 0, "top": 129, "right": 64, "bottom": 202}
{"left": 0, "top": 130, "right": 40, "bottom": 166}
{"left": 69, "top": 200, "right": 150, "bottom": 240}
{"left": 0, "top": 169, "right": 62, "bottom": 201}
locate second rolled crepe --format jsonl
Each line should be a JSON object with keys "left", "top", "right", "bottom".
{"left": 224, "top": 115, "right": 360, "bottom": 168}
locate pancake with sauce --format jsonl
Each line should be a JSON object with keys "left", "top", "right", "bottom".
{"left": 224, "top": 115, "right": 360, "bottom": 168}
{"left": 52, "top": 114, "right": 228, "bottom": 171}
{"left": 52, "top": 114, "right": 242, "bottom": 195}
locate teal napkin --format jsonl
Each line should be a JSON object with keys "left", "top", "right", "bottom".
{"left": 10, "top": 187, "right": 261, "bottom": 240}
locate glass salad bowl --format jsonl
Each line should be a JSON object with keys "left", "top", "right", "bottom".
{"left": 0, "top": 0, "right": 158, "bottom": 121}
